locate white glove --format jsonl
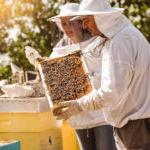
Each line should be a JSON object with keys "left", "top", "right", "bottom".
{"left": 53, "top": 100, "right": 83, "bottom": 120}
{"left": 52, "top": 90, "right": 103, "bottom": 120}
{"left": 25, "top": 46, "right": 42, "bottom": 68}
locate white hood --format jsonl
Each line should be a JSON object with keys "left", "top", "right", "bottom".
{"left": 94, "top": 13, "right": 130, "bottom": 39}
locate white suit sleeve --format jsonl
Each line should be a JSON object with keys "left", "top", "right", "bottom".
{"left": 77, "top": 39, "right": 134, "bottom": 111}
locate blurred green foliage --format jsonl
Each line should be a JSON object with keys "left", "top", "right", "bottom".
{"left": 0, "top": 0, "right": 150, "bottom": 79}
{"left": 0, "top": 65, "right": 11, "bottom": 80}
{"left": 110, "top": 0, "right": 150, "bottom": 41}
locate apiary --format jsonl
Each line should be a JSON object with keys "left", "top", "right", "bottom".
{"left": 38, "top": 51, "right": 92, "bottom": 107}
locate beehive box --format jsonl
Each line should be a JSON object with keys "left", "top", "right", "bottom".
{"left": 0, "top": 111, "right": 62, "bottom": 150}
{"left": 0, "top": 140, "right": 20, "bottom": 150}
{"left": 0, "top": 97, "right": 80, "bottom": 150}
{"left": 62, "top": 121, "right": 80, "bottom": 150}
{"left": 38, "top": 51, "right": 92, "bottom": 108}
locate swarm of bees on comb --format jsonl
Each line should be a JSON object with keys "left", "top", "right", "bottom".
{"left": 37, "top": 51, "right": 92, "bottom": 105}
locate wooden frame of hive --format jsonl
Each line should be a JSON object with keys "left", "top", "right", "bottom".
{"left": 37, "top": 51, "right": 92, "bottom": 108}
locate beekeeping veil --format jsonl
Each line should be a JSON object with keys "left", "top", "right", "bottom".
{"left": 72, "top": 0, "right": 130, "bottom": 39}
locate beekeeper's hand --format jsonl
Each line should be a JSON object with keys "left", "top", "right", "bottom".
{"left": 53, "top": 100, "right": 83, "bottom": 120}
{"left": 25, "top": 46, "right": 42, "bottom": 68}
{"left": 52, "top": 90, "right": 103, "bottom": 120}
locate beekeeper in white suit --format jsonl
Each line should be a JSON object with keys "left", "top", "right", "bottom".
{"left": 53, "top": 0, "right": 150, "bottom": 149}
{"left": 50, "top": 3, "right": 116, "bottom": 150}
{"left": 25, "top": 3, "right": 117, "bottom": 150}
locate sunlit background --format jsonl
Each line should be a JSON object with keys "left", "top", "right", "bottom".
{"left": 0, "top": 0, "right": 150, "bottom": 80}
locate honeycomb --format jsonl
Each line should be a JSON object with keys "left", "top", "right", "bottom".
{"left": 37, "top": 51, "right": 92, "bottom": 105}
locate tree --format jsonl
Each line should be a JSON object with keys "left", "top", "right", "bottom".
{"left": 5, "top": 0, "right": 79, "bottom": 71}
{"left": 0, "top": 0, "right": 150, "bottom": 80}
{"left": 110, "top": 0, "right": 150, "bottom": 41}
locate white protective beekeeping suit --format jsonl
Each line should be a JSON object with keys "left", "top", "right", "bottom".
{"left": 92, "top": 12, "right": 150, "bottom": 128}
{"left": 50, "top": 3, "right": 110, "bottom": 129}
{"left": 57, "top": 0, "right": 150, "bottom": 129}
{"left": 51, "top": 35, "right": 108, "bottom": 129}
{"left": 70, "top": 12, "right": 150, "bottom": 128}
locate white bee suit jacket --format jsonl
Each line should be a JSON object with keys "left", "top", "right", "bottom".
{"left": 77, "top": 13, "right": 150, "bottom": 128}
{"left": 50, "top": 37, "right": 108, "bottom": 129}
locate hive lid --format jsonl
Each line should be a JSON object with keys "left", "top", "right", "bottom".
{"left": 0, "top": 97, "right": 50, "bottom": 113}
